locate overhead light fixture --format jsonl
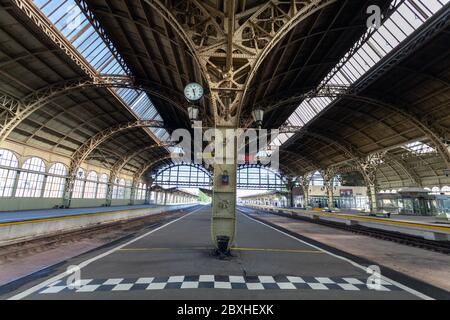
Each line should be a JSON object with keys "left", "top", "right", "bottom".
{"left": 187, "top": 105, "right": 199, "bottom": 122}
{"left": 252, "top": 107, "right": 264, "bottom": 129}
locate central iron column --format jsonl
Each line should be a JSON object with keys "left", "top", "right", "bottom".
{"left": 211, "top": 126, "right": 237, "bottom": 254}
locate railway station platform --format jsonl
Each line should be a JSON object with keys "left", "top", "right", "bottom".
{"left": 0, "top": 204, "right": 197, "bottom": 246}
{"left": 1, "top": 206, "right": 439, "bottom": 300}
{"left": 244, "top": 205, "right": 450, "bottom": 242}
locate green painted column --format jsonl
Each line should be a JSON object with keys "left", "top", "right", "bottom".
{"left": 129, "top": 180, "right": 137, "bottom": 205}
{"left": 368, "top": 184, "right": 378, "bottom": 213}
{"left": 211, "top": 126, "right": 237, "bottom": 251}
{"left": 63, "top": 175, "right": 75, "bottom": 208}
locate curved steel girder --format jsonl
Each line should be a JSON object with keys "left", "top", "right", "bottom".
{"left": 0, "top": 75, "right": 186, "bottom": 144}
{"left": 141, "top": 0, "right": 218, "bottom": 122}
{"left": 141, "top": 0, "right": 209, "bottom": 78}
{"left": 235, "top": 0, "right": 337, "bottom": 120}
{"left": 11, "top": 0, "right": 97, "bottom": 79}
{"left": 157, "top": 162, "right": 213, "bottom": 179}
{"left": 134, "top": 155, "right": 173, "bottom": 182}
{"left": 69, "top": 120, "right": 165, "bottom": 176}
{"left": 89, "top": 147, "right": 124, "bottom": 161}
{"left": 342, "top": 95, "right": 450, "bottom": 169}
{"left": 272, "top": 92, "right": 450, "bottom": 168}
{"left": 144, "top": 0, "right": 336, "bottom": 123}
{"left": 110, "top": 143, "right": 175, "bottom": 179}
{"left": 304, "top": 131, "right": 386, "bottom": 188}
{"left": 384, "top": 154, "right": 422, "bottom": 187}
{"left": 297, "top": 171, "right": 315, "bottom": 192}
{"left": 0, "top": 95, "right": 21, "bottom": 118}
{"left": 337, "top": 156, "right": 421, "bottom": 188}
{"left": 341, "top": 150, "right": 429, "bottom": 186}
{"left": 262, "top": 84, "right": 350, "bottom": 112}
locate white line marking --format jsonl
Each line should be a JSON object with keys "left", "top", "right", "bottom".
{"left": 240, "top": 210, "right": 433, "bottom": 300}
{"left": 7, "top": 206, "right": 205, "bottom": 300}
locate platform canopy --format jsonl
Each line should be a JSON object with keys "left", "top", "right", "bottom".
{"left": 0, "top": 0, "right": 449, "bottom": 190}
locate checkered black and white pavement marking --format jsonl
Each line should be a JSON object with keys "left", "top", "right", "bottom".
{"left": 38, "top": 275, "right": 403, "bottom": 294}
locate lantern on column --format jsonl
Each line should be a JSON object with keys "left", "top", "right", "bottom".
{"left": 252, "top": 107, "right": 264, "bottom": 129}
{"left": 187, "top": 105, "right": 199, "bottom": 122}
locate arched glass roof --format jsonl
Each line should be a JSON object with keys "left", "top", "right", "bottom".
{"left": 273, "top": 0, "right": 448, "bottom": 147}
{"left": 237, "top": 165, "right": 286, "bottom": 190}
{"left": 155, "top": 164, "right": 212, "bottom": 188}
{"left": 32, "top": 0, "right": 171, "bottom": 143}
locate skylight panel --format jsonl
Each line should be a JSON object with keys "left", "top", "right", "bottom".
{"left": 277, "top": 0, "right": 448, "bottom": 147}
{"left": 403, "top": 141, "right": 436, "bottom": 154}
{"left": 32, "top": 0, "right": 171, "bottom": 144}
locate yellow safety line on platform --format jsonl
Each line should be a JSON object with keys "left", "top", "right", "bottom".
{"left": 251, "top": 206, "right": 450, "bottom": 232}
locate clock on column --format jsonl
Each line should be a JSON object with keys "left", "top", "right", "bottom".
{"left": 184, "top": 82, "right": 204, "bottom": 102}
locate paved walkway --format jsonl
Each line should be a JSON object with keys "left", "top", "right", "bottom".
{"left": 2, "top": 206, "right": 427, "bottom": 300}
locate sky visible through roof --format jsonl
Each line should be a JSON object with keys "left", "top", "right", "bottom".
{"left": 272, "top": 0, "right": 448, "bottom": 153}
{"left": 32, "top": 0, "right": 171, "bottom": 143}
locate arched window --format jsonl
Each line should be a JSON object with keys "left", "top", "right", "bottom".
{"left": 84, "top": 171, "right": 98, "bottom": 199}
{"left": 155, "top": 164, "right": 212, "bottom": 188}
{"left": 44, "top": 163, "right": 67, "bottom": 198}
{"left": 431, "top": 187, "right": 440, "bottom": 194}
{"left": 310, "top": 171, "right": 324, "bottom": 186}
{"left": 112, "top": 178, "right": 120, "bottom": 199}
{"left": 441, "top": 186, "right": 450, "bottom": 194}
{"left": 238, "top": 165, "right": 285, "bottom": 190}
{"left": 16, "top": 157, "right": 46, "bottom": 198}
{"left": 72, "top": 168, "right": 86, "bottom": 199}
{"left": 96, "top": 174, "right": 108, "bottom": 199}
{"left": 0, "top": 149, "right": 18, "bottom": 197}
{"left": 118, "top": 179, "right": 126, "bottom": 199}
{"left": 141, "top": 183, "right": 147, "bottom": 200}
{"left": 124, "top": 180, "right": 132, "bottom": 199}
{"left": 136, "top": 182, "right": 143, "bottom": 200}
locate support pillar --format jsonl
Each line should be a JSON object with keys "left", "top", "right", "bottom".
{"left": 286, "top": 178, "right": 295, "bottom": 208}
{"left": 359, "top": 153, "right": 385, "bottom": 214}
{"left": 130, "top": 180, "right": 138, "bottom": 205}
{"left": 212, "top": 126, "right": 237, "bottom": 251}
{"left": 105, "top": 173, "right": 117, "bottom": 207}
{"left": 321, "top": 168, "right": 335, "bottom": 210}
{"left": 145, "top": 187, "right": 151, "bottom": 204}
{"left": 299, "top": 174, "right": 313, "bottom": 208}
{"left": 368, "top": 184, "right": 378, "bottom": 213}
{"left": 63, "top": 174, "right": 75, "bottom": 208}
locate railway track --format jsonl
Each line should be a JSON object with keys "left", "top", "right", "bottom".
{"left": 0, "top": 205, "right": 200, "bottom": 262}
{"left": 240, "top": 207, "right": 450, "bottom": 255}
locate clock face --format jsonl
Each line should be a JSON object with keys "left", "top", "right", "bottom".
{"left": 184, "top": 82, "right": 204, "bottom": 101}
